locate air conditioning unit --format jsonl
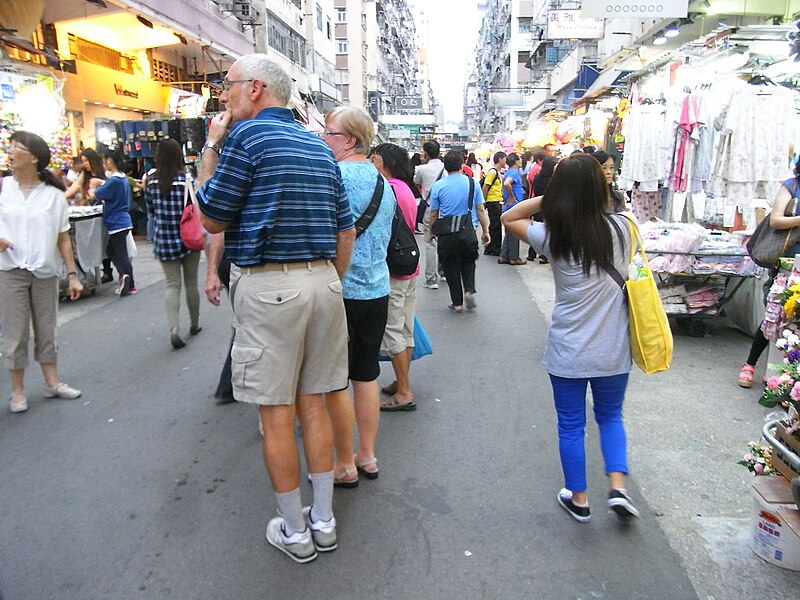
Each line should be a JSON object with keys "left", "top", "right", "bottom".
{"left": 232, "top": 1, "right": 255, "bottom": 21}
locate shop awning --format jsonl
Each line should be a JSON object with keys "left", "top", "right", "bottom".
{"left": 573, "top": 68, "right": 630, "bottom": 106}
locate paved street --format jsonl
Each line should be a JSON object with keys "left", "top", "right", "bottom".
{"left": 0, "top": 241, "right": 798, "bottom": 599}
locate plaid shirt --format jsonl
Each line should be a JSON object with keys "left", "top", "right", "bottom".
{"left": 145, "top": 172, "right": 191, "bottom": 261}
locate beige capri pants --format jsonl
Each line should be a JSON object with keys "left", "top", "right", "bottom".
{"left": 0, "top": 268, "right": 59, "bottom": 370}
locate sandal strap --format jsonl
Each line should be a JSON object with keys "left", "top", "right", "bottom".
{"left": 739, "top": 364, "right": 754, "bottom": 372}
{"left": 355, "top": 456, "right": 377, "bottom": 468}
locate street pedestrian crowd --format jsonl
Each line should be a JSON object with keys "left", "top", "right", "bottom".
{"left": 1, "top": 54, "right": 645, "bottom": 565}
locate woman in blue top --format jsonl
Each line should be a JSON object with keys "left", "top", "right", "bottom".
{"left": 499, "top": 152, "right": 526, "bottom": 265}
{"left": 90, "top": 149, "right": 136, "bottom": 296}
{"left": 323, "top": 105, "right": 395, "bottom": 487}
{"left": 145, "top": 139, "right": 202, "bottom": 349}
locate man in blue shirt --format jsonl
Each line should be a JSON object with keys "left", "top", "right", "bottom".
{"left": 196, "top": 54, "right": 355, "bottom": 564}
{"left": 430, "top": 151, "right": 490, "bottom": 313}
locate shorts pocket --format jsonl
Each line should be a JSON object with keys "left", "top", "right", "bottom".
{"left": 231, "top": 344, "right": 263, "bottom": 394}
{"left": 327, "top": 279, "right": 343, "bottom": 294}
{"left": 256, "top": 288, "right": 301, "bottom": 305}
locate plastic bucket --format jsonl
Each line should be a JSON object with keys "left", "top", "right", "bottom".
{"left": 750, "top": 482, "right": 800, "bottom": 571}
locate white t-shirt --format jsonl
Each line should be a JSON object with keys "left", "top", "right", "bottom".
{"left": 0, "top": 177, "right": 70, "bottom": 278}
{"left": 414, "top": 158, "right": 447, "bottom": 201}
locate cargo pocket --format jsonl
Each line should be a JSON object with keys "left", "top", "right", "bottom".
{"left": 231, "top": 344, "right": 263, "bottom": 395}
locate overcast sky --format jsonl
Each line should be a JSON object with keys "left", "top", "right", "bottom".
{"left": 408, "top": 0, "right": 481, "bottom": 127}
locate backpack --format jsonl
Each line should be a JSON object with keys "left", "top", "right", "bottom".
{"left": 480, "top": 167, "right": 499, "bottom": 189}
{"left": 386, "top": 193, "right": 420, "bottom": 276}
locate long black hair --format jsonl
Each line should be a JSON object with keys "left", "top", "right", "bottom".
{"left": 79, "top": 147, "right": 106, "bottom": 195}
{"left": 541, "top": 153, "right": 624, "bottom": 276}
{"left": 10, "top": 131, "right": 65, "bottom": 191}
{"left": 154, "top": 139, "right": 185, "bottom": 199}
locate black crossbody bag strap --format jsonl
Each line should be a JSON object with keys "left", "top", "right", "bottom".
{"left": 467, "top": 176, "right": 475, "bottom": 212}
{"left": 354, "top": 173, "right": 384, "bottom": 238}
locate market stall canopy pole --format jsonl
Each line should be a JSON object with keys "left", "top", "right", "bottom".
{"left": 0, "top": 0, "right": 44, "bottom": 40}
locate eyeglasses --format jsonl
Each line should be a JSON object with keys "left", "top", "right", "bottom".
{"left": 222, "top": 77, "right": 254, "bottom": 91}
{"left": 322, "top": 129, "right": 349, "bottom": 138}
{"left": 8, "top": 143, "right": 30, "bottom": 153}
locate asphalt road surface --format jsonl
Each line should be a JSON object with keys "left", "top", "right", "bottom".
{"left": 0, "top": 241, "right": 796, "bottom": 599}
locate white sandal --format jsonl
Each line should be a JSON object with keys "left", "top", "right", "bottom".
{"left": 9, "top": 391, "right": 28, "bottom": 413}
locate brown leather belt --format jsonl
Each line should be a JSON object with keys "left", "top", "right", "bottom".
{"left": 245, "top": 258, "right": 330, "bottom": 272}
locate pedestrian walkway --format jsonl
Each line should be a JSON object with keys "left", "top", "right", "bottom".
{"left": 0, "top": 243, "right": 796, "bottom": 599}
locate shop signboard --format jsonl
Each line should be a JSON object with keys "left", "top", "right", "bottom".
{"left": 548, "top": 10, "right": 604, "bottom": 40}
{"left": 419, "top": 125, "right": 435, "bottom": 134}
{"left": 78, "top": 60, "right": 169, "bottom": 113}
{"left": 582, "top": 1, "right": 688, "bottom": 18}
{"left": 394, "top": 96, "right": 422, "bottom": 111}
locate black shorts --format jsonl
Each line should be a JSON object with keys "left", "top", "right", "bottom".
{"left": 344, "top": 296, "right": 389, "bottom": 382}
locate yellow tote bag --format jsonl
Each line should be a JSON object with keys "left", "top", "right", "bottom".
{"left": 624, "top": 218, "right": 673, "bottom": 374}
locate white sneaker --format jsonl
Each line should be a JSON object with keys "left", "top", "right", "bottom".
{"left": 423, "top": 278, "right": 438, "bottom": 289}
{"left": 302, "top": 506, "right": 337, "bottom": 552}
{"left": 265, "top": 516, "right": 317, "bottom": 563}
{"left": 43, "top": 383, "right": 82, "bottom": 399}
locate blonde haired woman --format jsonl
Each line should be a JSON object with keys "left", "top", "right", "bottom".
{"left": 323, "top": 106, "right": 396, "bottom": 486}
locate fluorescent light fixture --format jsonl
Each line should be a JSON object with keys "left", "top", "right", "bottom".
{"left": 665, "top": 23, "right": 680, "bottom": 38}
{"left": 654, "top": 33, "right": 668, "bottom": 45}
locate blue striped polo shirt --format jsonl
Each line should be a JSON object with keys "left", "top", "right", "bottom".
{"left": 197, "top": 107, "right": 353, "bottom": 266}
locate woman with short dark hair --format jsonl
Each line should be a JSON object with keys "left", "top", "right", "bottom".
{"left": 502, "top": 153, "right": 640, "bottom": 523}
{"left": 0, "top": 131, "right": 84, "bottom": 413}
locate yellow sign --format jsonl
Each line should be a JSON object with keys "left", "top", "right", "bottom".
{"left": 74, "top": 60, "right": 168, "bottom": 112}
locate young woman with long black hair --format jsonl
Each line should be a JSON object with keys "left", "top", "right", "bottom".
{"left": 502, "top": 153, "right": 640, "bottom": 523}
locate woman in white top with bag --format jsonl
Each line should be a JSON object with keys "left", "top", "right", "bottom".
{"left": 502, "top": 153, "right": 640, "bottom": 523}
{"left": 0, "top": 131, "right": 84, "bottom": 414}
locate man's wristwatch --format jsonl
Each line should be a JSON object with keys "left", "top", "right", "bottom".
{"left": 202, "top": 142, "right": 221, "bottom": 154}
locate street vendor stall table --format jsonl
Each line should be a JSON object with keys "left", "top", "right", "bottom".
{"left": 61, "top": 205, "right": 104, "bottom": 299}
{"left": 641, "top": 222, "right": 762, "bottom": 337}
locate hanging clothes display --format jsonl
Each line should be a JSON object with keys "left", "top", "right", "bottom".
{"left": 708, "top": 82, "right": 796, "bottom": 212}
{"left": 620, "top": 101, "right": 669, "bottom": 192}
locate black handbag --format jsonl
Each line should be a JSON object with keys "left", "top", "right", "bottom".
{"left": 746, "top": 182, "right": 800, "bottom": 268}
{"left": 431, "top": 177, "right": 475, "bottom": 236}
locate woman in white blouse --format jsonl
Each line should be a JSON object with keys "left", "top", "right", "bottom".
{"left": 0, "top": 131, "right": 84, "bottom": 414}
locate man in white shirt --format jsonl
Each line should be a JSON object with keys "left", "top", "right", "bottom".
{"left": 413, "top": 140, "right": 447, "bottom": 289}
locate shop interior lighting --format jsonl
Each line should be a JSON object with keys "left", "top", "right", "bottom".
{"left": 654, "top": 32, "right": 668, "bottom": 45}
{"left": 665, "top": 23, "right": 680, "bottom": 38}
{"left": 136, "top": 15, "right": 154, "bottom": 29}
{"left": 174, "top": 33, "right": 188, "bottom": 45}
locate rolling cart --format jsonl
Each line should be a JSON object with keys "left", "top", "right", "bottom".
{"left": 60, "top": 207, "right": 104, "bottom": 300}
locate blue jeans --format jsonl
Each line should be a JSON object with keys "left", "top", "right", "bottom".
{"left": 549, "top": 373, "right": 629, "bottom": 493}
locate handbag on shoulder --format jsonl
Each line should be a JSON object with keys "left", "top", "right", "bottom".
{"left": 745, "top": 182, "right": 800, "bottom": 268}
{"left": 606, "top": 216, "right": 673, "bottom": 375}
{"left": 180, "top": 174, "right": 205, "bottom": 251}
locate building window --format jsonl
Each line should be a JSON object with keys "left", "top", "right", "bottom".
{"left": 267, "top": 12, "right": 307, "bottom": 67}
{"left": 337, "top": 38, "right": 348, "bottom": 53}
{"left": 519, "top": 17, "right": 532, "bottom": 34}
{"left": 518, "top": 51, "right": 530, "bottom": 65}
{"left": 316, "top": 4, "right": 323, "bottom": 30}
{"left": 327, "top": 18, "right": 332, "bottom": 40}
{"left": 67, "top": 34, "right": 134, "bottom": 74}
{"left": 336, "top": 8, "right": 346, "bottom": 22}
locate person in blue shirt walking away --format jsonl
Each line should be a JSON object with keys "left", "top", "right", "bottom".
{"left": 90, "top": 149, "right": 136, "bottom": 296}
{"left": 497, "top": 152, "right": 526, "bottom": 265}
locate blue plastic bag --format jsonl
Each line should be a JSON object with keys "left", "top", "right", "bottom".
{"left": 380, "top": 316, "right": 433, "bottom": 361}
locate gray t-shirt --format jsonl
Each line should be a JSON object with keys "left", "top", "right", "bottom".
{"left": 527, "top": 214, "right": 633, "bottom": 378}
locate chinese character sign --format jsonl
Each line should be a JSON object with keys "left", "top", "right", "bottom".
{"left": 548, "top": 10, "right": 604, "bottom": 39}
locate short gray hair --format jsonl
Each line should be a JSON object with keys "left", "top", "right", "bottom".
{"left": 234, "top": 54, "right": 293, "bottom": 105}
